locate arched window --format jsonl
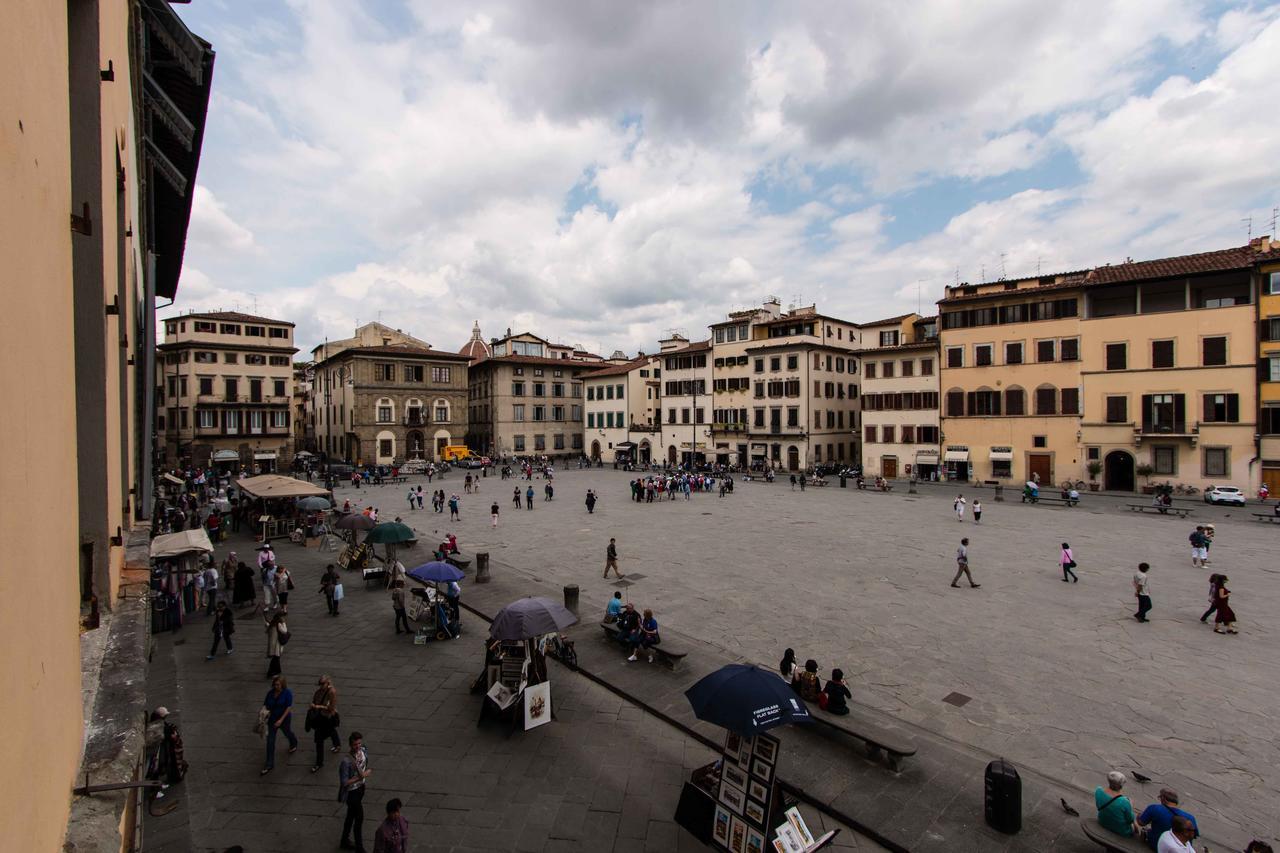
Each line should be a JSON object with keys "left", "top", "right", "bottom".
{"left": 376, "top": 397, "right": 395, "bottom": 424}
{"left": 967, "top": 386, "right": 1001, "bottom": 416}
{"left": 433, "top": 398, "right": 450, "bottom": 424}
{"left": 1005, "top": 386, "right": 1025, "bottom": 416}
{"left": 1034, "top": 385, "right": 1057, "bottom": 416}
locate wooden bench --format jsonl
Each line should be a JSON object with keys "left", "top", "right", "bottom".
{"left": 385, "top": 475, "right": 408, "bottom": 485}
{"left": 1252, "top": 512, "right": 1280, "bottom": 523}
{"left": 808, "top": 705, "right": 918, "bottom": 772}
{"left": 1023, "top": 495, "right": 1078, "bottom": 507}
{"left": 1080, "top": 817, "right": 1148, "bottom": 852}
{"left": 1126, "top": 503, "right": 1193, "bottom": 519}
{"left": 600, "top": 621, "right": 689, "bottom": 670}
{"left": 445, "top": 551, "right": 472, "bottom": 571}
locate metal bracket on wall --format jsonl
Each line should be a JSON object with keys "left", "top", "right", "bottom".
{"left": 70, "top": 202, "right": 93, "bottom": 236}
{"left": 110, "top": 526, "right": 123, "bottom": 547}
{"left": 106, "top": 296, "right": 120, "bottom": 316}
{"left": 100, "top": 60, "right": 114, "bottom": 82}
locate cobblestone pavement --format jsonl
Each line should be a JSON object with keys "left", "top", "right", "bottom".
{"left": 142, "top": 505, "right": 876, "bottom": 853}
{"left": 320, "top": 468, "right": 1276, "bottom": 850}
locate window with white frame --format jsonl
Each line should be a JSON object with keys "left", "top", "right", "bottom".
{"left": 271, "top": 411, "right": 288, "bottom": 428}
{"left": 434, "top": 400, "right": 450, "bottom": 422}
{"left": 197, "top": 409, "right": 217, "bottom": 429}
{"left": 376, "top": 398, "right": 394, "bottom": 423}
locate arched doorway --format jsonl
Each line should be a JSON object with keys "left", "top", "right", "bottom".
{"left": 787, "top": 446, "right": 800, "bottom": 471}
{"left": 639, "top": 440, "right": 651, "bottom": 464}
{"left": 590, "top": 440, "right": 601, "bottom": 461}
{"left": 668, "top": 445, "right": 678, "bottom": 465}
{"left": 1105, "top": 450, "right": 1135, "bottom": 492}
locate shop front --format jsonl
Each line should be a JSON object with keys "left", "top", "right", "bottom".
{"left": 211, "top": 448, "right": 240, "bottom": 474}
{"left": 989, "top": 446, "right": 1014, "bottom": 481}
{"left": 913, "top": 448, "right": 939, "bottom": 481}
{"left": 254, "top": 450, "right": 278, "bottom": 474}
{"left": 943, "top": 446, "right": 970, "bottom": 482}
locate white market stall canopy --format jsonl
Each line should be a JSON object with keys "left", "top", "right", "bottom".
{"left": 236, "top": 474, "right": 329, "bottom": 500}
{"left": 150, "top": 528, "right": 214, "bottom": 559}
{"left": 161, "top": 473, "right": 185, "bottom": 487}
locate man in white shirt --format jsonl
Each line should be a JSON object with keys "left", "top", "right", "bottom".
{"left": 1157, "top": 815, "right": 1197, "bottom": 852}
{"left": 1133, "top": 562, "right": 1152, "bottom": 623}
{"left": 951, "top": 538, "right": 980, "bottom": 588}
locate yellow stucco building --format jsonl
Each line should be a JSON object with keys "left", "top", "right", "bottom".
{"left": 1259, "top": 252, "right": 1280, "bottom": 493}
{"left": 2, "top": 1, "right": 212, "bottom": 849}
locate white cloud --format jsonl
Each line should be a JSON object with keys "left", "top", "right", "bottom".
{"left": 171, "top": 0, "right": 1280, "bottom": 356}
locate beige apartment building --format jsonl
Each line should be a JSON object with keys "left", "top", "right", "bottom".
{"left": 658, "top": 336, "right": 714, "bottom": 466}
{"left": 311, "top": 343, "right": 470, "bottom": 464}
{"left": 739, "top": 305, "right": 862, "bottom": 471}
{"left": 293, "top": 361, "right": 316, "bottom": 454}
{"left": 158, "top": 311, "right": 297, "bottom": 472}
{"left": 938, "top": 273, "right": 1087, "bottom": 485}
{"left": 1080, "top": 242, "right": 1277, "bottom": 492}
{"left": 710, "top": 306, "right": 772, "bottom": 466}
{"left": 582, "top": 355, "right": 663, "bottom": 464}
{"left": 311, "top": 319, "right": 432, "bottom": 362}
{"left": 857, "top": 314, "right": 941, "bottom": 479}
{"left": 2, "top": 1, "right": 213, "bottom": 849}
{"left": 465, "top": 331, "right": 597, "bottom": 459}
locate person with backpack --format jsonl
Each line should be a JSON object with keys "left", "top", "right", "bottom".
{"left": 795, "top": 659, "right": 822, "bottom": 702}
{"left": 264, "top": 608, "right": 290, "bottom": 678}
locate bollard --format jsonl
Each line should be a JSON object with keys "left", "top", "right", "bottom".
{"left": 475, "top": 551, "right": 491, "bottom": 583}
{"left": 994, "top": 484, "right": 1005, "bottom": 502}
{"left": 563, "top": 584, "right": 579, "bottom": 615}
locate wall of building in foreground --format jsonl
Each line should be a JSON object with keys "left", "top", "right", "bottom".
{"left": 0, "top": 4, "right": 83, "bottom": 850}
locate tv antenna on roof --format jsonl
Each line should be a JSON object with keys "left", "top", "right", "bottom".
{"left": 1243, "top": 216, "right": 1253, "bottom": 241}
{"left": 1270, "top": 206, "right": 1278, "bottom": 236}
{"left": 999, "top": 253, "right": 1008, "bottom": 281}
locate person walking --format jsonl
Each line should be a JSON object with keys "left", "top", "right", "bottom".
{"left": 391, "top": 581, "right": 411, "bottom": 635}
{"left": 233, "top": 561, "right": 256, "bottom": 608}
{"left": 202, "top": 560, "right": 220, "bottom": 614}
{"left": 321, "top": 564, "right": 341, "bottom": 616}
{"left": 951, "top": 538, "right": 980, "bottom": 588}
{"left": 972, "top": 500, "right": 982, "bottom": 524}
{"left": 512, "top": 487, "right": 521, "bottom": 510}
{"left": 262, "top": 562, "right": 279, "bottom": 610}
{"left": 448, "top": 494, "right": 460, "bottom": 522}
{"left": 525, "top": 486, "right": 535, "bottom": 510}
{"left": 260, "top": 675, "right": 298, "bottom": 775}
{"left": 604, "top": 538, "right": 623, "bottom": 579}
{"left": 799, "top": 473, "right": 806, "bottom": 492}
{"left": 789, "top": 473, "right": 797, "bottom": 491}
{"left": 585, "top": 489, "right": 597, "bottom": 514}
{"left": 264, "top": 608, "right": 289, "bottom": 678}
{"left": 308, "top": 675, "right": 341, "bottom": 773}
{"left": 407, "top": 487, "right": 416, "bottom": 512}
{"left": 544, "top": 482, "right": 554, "bottom": 501}
{"left": 954, "top": 494, "right": 966, "bottom": 522}
{"left": 338, "top": 731, "right": 371, "bottom": 852}
{"left": 372, "top": 798, "right": 409, "bottom": 853}
{"left": 1212, "top": 574, "right": 1237, "bottom": 634}
{"left": 415, "top": 486, "right": 424, "bottom": 510}
{"left": 1199, "top": 573, "right": 1223, "bottom": 624}
{"left": 206, "top": 601, "right": 235, "bottom": 660}
{"left": 1133, "top": 562, "right": 1153, "bottom": 622}
{"left": 275, "top": 565, "right": 293, "bottom": 608}
{"left": 490, "top": 501, "right": 499, "bottom": 528}
{"left": 1060, "top": 542, "right": 1079, "bottom": 583}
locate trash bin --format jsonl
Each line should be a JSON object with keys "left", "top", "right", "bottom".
{"left": 475, "top": 551, "right": 490, "bottom": 584}
{"left": 984, "top": 758, "right": 1021, "bottom": 834}
{"left": 563, "top": 584, "right": 579, "bottom": 615}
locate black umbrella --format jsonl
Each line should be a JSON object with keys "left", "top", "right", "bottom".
{"left": 334, "top": 513, "right": 376, "bottom": 531}
{"left": 684, "top": 664, "right": 811, "bottom": 737}
{"left": 489, "top": 596, "right": 578, "bottom": 641}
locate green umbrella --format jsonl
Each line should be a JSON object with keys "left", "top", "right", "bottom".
{"left": 365, "top": 521, "right": 417, "bottom": 565}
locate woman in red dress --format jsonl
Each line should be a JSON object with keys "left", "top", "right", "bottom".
{"left": 1213, "top": 575, "right": 1237, "bottom": 634}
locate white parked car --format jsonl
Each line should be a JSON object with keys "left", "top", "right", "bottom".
{"left": 1204, "top": 486, "right": 1246, "bottom": 506}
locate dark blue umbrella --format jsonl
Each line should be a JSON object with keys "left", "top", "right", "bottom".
{"left": 407, "top": 561, "right": 464, "bottom": 584}
{"left": 684, "top": 664, "right": 812, "bottom": 737}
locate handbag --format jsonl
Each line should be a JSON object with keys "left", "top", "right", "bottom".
{"left": 304, "top": 707, "right": 318, "bottom": 732}
{"left": 254, "top": 707, "right": 269, "bottom": 737}
{"left": 286, "top": 574, "right": 296, "bottom": 591}
{"left": 1065, "top": 560, "right": 1077, "bottom": 569}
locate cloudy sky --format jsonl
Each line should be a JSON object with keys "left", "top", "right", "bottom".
{"left": 173, "top": 0, "right": 1280, "bottom": 357}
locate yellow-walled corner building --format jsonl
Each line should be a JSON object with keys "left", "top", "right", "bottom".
{"left": 1260, "top": 252, "right": 1280, "bottom": 493}
{"left": 2, "top": 1, "right": 212, "bottom": 850}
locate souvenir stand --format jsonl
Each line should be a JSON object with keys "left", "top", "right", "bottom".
{"left": 148, "top": 529, "right": 214, "bottom": 634}
{"left": 675, "top": 665, "right": 838, "bottom": 853}
{"left": 475, "top": 597, "right": 576, "bottom": 734}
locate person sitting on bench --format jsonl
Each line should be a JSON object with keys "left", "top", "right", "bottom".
{"left": 604, "top": 591, "right": 624, "bottom": 624}
{"left": 1095, "top": 770, "right": 1137, "bottom": 838}
{"left": 822, "top": 668, "right": 851, "bottom": 716}
{"left": 615, "top": 603, "right": 640, "bottom": 644}
{"left": 627, "top": 609, "right": 660, "bottom": 663}
{"left": 795, "top": 659, "right": 822, "bottom": 703}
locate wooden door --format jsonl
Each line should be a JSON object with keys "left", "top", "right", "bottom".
{"left": 1028, "top": 454, "right": 1052, "bottom": 484}
{"left": 1263, "top": 467, "right": 1280, "bottom": 494}
{"left": 882, "top": 457, "right": 898, "bottom": 479}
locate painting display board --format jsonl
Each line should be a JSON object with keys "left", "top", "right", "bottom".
{"left": 710, "top": 730, "right": 781, "bottom": 852}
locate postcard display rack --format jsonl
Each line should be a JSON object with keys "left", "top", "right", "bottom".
{"left": 479, "top": 639, "right": 555, "bottom": 733}
{"left": 701, "top": 730, "right": 837, "bottom": 853}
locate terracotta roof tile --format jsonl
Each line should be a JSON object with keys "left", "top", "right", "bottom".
{"left": 320, "top": 344, "right": 470, "bottom": 362}
{"left": 857, "top": 313, "right": 915, "bottom": 328}
{"left": 582, "top": 357, "right": 652, "bottom": 378}
{"left": 1086, "top": 241, "right": 1280, "bottom": 284}
{"left": 163, "top": 310, "right": 295, "bottom": 326}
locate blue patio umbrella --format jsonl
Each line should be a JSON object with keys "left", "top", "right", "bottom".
{"left": 407, "top": 561, "right": 464, "bottom": 584}
{"left": 684, "top": 664, "right": 812, "bottom": 737}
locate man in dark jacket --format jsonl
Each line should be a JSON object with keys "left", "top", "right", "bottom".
{"left": 207, "top": 601, "right": 235, "bottom": 660}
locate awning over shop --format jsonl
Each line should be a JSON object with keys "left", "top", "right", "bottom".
{"left": 914, "top": 450, "right": 939, "bottom": 461}
{"left": 161, "top": 473, "right": 185, "bottom": 486}
{"left": 615, "top": 442, "right": 636, "bottom": 449}
{"left": 150, "top": 528, "right": 213, "bottom": 559}
{"left": 253, "top": 451, "right": 278, "bottom": 460}
{"left": 236, "top": 474, "right": 329, "bottom": 500}
{"left": 944, "top": 448, "right": 970, "bottom": 463}
{"left": 212, "top": 449, "right": 239, "bottom": 462}
{"left": 989, "top": 448, "right": 1015, "bottom": 462}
